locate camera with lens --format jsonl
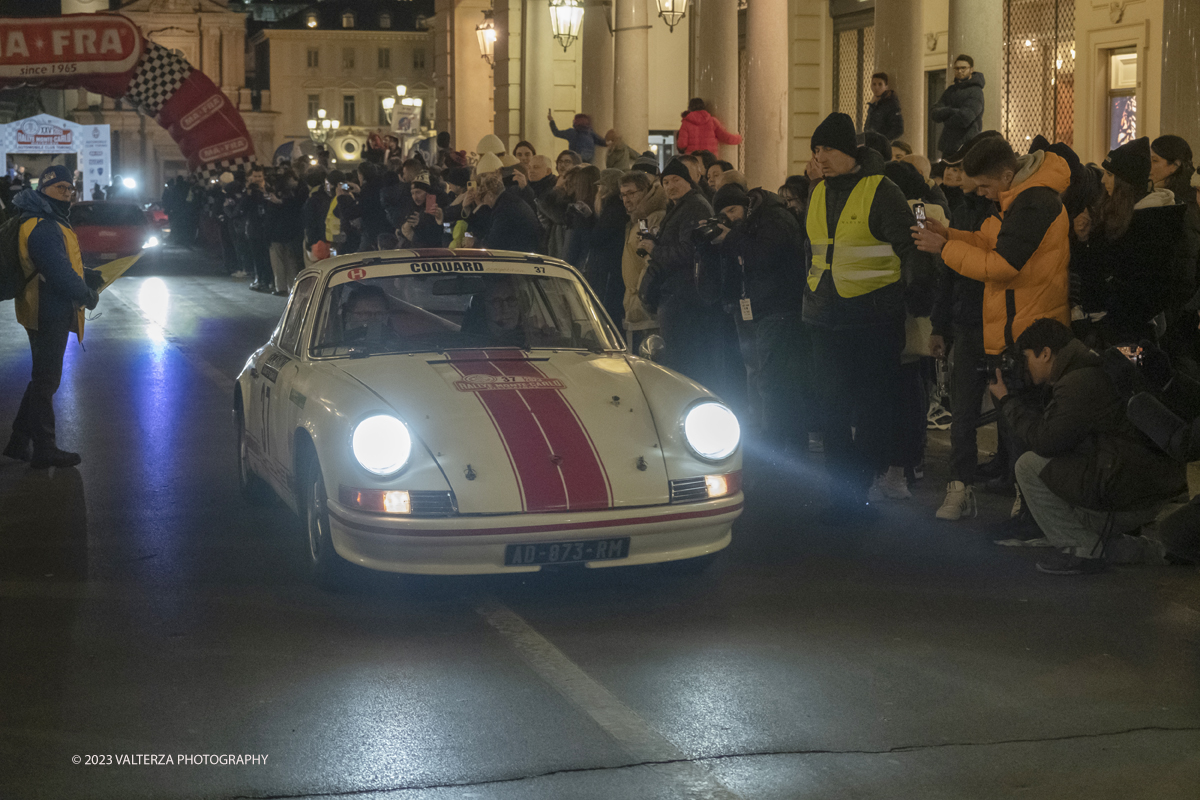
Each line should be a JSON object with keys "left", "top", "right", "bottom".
{"left": 976, "top": 348, "right": 1026, "bottom": 392}
{"left": 692, "top": 213, "right": 731, "bottom": 244}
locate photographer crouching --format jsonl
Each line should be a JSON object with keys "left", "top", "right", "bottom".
{"left": 707, "top": 183, "right": 809, "bottom": 458}
{"left": 990, "top": 318, "right": 1186, "bottom": 575}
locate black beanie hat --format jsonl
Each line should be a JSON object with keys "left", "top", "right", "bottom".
{"left": 445, "top": 166, "right": 472, "bottom": 188}
{"left": 859, "top": 130, "right": 891, "bottom": 163}
{"left": 712, "top": 183, "right": 749, "bottom": 212}
{"left": 1103, "top": 136, "right": 1152, "bottom": 191}
{"left": 811, "top": 112, "right": 857, "bottom": 158}
{"left": 660, "top": 157, "right": 695, "bottom": 186}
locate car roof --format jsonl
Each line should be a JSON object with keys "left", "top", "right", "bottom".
{"left": 303, "top": 249, "right": 584, "bottom": 280}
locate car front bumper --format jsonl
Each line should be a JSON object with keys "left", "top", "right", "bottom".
{"left": 325, "top": 494, "right": 743, "bottom": 575}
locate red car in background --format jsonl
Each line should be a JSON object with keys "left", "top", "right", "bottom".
{"left": 70, "top": 201, "right": 162, "bottom": 266}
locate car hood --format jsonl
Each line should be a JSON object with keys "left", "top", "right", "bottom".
{"left": 334, "top": 349, "right": 670, "bottom": 514}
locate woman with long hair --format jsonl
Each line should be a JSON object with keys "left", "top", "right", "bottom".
{"left": 1073, "top": 137, "right": 1187, "bottom": 346}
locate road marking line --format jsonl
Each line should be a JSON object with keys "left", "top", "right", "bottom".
{"left": 476, "top": 596, "right": 744, "bottom": 799}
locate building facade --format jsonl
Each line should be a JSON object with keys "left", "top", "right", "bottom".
{"left": 249, "top": 0, "right": 436, "bottom": 165}
{"left": 434, "top": 0, "right": 1200, "bottom": 189}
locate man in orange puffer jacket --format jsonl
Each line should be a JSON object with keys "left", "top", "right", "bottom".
{"left": 912, "top": 136, "right": 1070, "bottom": 355}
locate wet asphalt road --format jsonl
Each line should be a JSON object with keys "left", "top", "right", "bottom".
{"left": 1, "top": 246, "right": 1199, "bottom": 800}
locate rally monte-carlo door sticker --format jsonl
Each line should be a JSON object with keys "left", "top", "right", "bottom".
{"left": 442, "top": 350, "right": 612, "bottom": 513}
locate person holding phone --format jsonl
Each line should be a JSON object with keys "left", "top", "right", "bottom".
{"left": 400, "top": 171, "right": 445, "bottom": 248}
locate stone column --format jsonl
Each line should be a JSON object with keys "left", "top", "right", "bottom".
{"left": 1161, "top": 0, "right": 1200, "bottom": 150}
{"left": 492, "top": 0, "right": 524, "bottom": 151}
{"left": 613, "top": 0, "right": 649, "bottom": 152}
{"left": 947, "top": 0, "right": 1002, "bottom": 133}
{"left": 581, "top": 0, "right": 614, "bottom": 163}
{"left": 744, "top": 0, "right": 787, "bottom": 189}
{"left": 874, "top": 0, "right": 924, "bottom": 154}
{"left": 691, "top": 0, "right": 739, "bottom": 165}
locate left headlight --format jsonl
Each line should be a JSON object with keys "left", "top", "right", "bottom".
{"left": 682, "top": 401, "right": 740, "bottom": 461}
{"left": 142, "top": 235, "right": 160, "bottom": 249}
{"left": 351, "top": 415, "right": 413, "bottom": 476}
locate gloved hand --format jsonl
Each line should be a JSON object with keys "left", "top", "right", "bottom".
{"left": 84, "top": 289, "right": 100, "bottom": 310}
{"left": 83, "top": 268, "right": 104, "bottom": 290}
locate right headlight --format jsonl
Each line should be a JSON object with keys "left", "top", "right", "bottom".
{"left": 351, "top": 414, "right": 413, "bottom": 476}
{"left": 682, "top": 401, "right": 740, "bottom": 461}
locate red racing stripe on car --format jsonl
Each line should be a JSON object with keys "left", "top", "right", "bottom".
{"left": 486, "top": 352, "right": 612, "bottom": 510}
{"left": 446, "top": 351, "right": 569, "bottom": 512}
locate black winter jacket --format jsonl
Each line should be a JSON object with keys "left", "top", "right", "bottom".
{"left": 864, "top": 90, "right": 904, "bottom": 142}
{"left": 301, "top": 187, "right": 332, "bottom": 246}
{"left": 1000, "top": 339, "right": 1186, "bottom": 511}
{"left": 640, "top": 189, "right": 713, "bottom": 314}
{"left": 585, "top": 198, "right": 630, "bottom": 328}
{"left": 931, "top": 72, "right": 985, "bottom": 156}
{"left": 718, "top": 192, "right": 805, "bottom": 318}
{"left": 479, "top": 188, "right": 543, "bottom": 253}
{"left": 802, "top": 146, "right": 936, "bottom": 329}
{"left": 1073, "top": 201, "right": 1186, "bottom": 344}
{"left": 931, "top": 190, "right": 996, "bottom": 335}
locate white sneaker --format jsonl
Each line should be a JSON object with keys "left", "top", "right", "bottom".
{"left": 869, "top": 467, "right": 912, "bottom": 502}
{"left": 936, "top": 481, "right": 977, "bottom": 520}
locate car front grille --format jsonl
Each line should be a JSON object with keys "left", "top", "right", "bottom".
{"left": 410, "top": 490, "right": 457, "bottom": 516}
{"left": 669, "top": 477, "right": 709, "bottom": 504}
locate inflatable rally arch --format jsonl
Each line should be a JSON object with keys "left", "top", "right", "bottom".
{"left": 0, "top": 14, "right": 255, "bottom": 178}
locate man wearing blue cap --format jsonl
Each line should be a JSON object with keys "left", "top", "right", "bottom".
{"left": 4, "top": 164, "right": 101, "bottom": 468}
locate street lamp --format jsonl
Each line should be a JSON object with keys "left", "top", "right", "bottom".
{"left": 655, "top": 0, "right": 688, "bottom": 31}
{"left": 476, "top": 9, "right": 496, "bottom": 65}
{"left": 396, "top": 84, "right": 407, "bottom": 97}
{"left": 306, "top": 108, "right": 339, "bottom": 145}
{"left": 548, "top": 0, "right": 583, "bottom": 51}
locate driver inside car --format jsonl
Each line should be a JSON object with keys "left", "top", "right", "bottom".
{"left": 341, "top": 284, "right": 404, "bottom": 347}
{"left": 479, "top": 276, "right": 563, "bottom": 348}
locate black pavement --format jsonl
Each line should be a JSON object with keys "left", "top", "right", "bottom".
{"left": 1, "top": 245, "right": 1198, "bottom": 799}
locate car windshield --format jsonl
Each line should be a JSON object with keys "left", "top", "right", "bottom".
{"left": 309, "top": 261, "right": 621, "bottom": 357}
{"left": 70, "top": 204, "right": 147, "bottom": 227}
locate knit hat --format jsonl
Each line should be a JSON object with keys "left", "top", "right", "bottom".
{"left": 445, "top": 166, "right": 472, "bottom": 188}
{"left": 412, "top": 171, "right": 432, "bottom": 191}
{"left": 218, "top": 171, "right": 235, "bottom": 185}
{"left": 712, "top": 183, "right": 749, "bottom": 212}
{"left": 660, "top": 157, "right": 694, "bottom": 186}
{"left": 901, "top": 153, "right": 932, "bottom": 181}
{"left": 500, "top": 152, "right": 520, "bottom": 167}
{"left": 632, "top": 153, "right": 660, "bottom": 176}
{"left": 475, "top": 152, "right": 503, "bottom": 175}
{"left": 1103, "top": 136, "right": 1152, "bottom": 191}
{"left": 811, "top": 112, "right": 857, "bottom": 158}
{"left": 38, "top": 164, "right": 73, "bottom": 191}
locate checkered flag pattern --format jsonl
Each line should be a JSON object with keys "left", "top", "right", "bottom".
{"left": 194, "top": 156, "right": 258, "bottom": 182}
{"left": 122, "top": 41, "right": 192, "bottom": 118}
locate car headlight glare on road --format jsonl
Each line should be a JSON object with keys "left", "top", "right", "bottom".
{"left": 352, "top": 415, "right": 412, "bottom": 476}
{"left": 142, "top": 236, "right": 160, "bottom": 249}
{"left": 682, "top": 402, "right": 740, "bottom": 461}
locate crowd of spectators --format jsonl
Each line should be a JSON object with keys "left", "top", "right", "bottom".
{"left": 148, "top": 78, "right": 1200, "bottom": 576}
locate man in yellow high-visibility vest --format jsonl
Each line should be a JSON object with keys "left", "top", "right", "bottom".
{"left": 804, "top": 112, "right": 936, "bottom": 525}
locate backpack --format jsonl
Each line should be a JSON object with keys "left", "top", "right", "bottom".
{"left": 0, "top": 215, "right": 36, "bottom": 302}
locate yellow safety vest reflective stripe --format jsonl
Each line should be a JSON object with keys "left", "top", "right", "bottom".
{"left": 325, "top": 195, "right": 343, "bottom": 242}
{"left": 806, "top": 174, "right": 902, "bottom": 297}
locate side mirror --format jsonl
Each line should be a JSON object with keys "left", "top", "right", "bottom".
{"left": 639, "top": 334, "right": 665, "bottom": 362}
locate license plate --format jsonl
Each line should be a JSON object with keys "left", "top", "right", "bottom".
{"left": 504, "top": 537, "right": 630, "bottom": 566}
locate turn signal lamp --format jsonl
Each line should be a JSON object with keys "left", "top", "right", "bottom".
{"left": 339, "top": 486, "right": 412, "bottom": 514}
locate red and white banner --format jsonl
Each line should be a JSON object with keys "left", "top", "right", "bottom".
{"left": 0, "top": 14, "right": 254, "bottom": 176}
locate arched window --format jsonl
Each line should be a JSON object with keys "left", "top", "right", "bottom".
{"left": 342, "top": 11, "right": 355, "bottom": 28}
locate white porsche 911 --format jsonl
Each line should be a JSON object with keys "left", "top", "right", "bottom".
{"left": 235, "top": 249, "right": 743, "bottom": 584}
